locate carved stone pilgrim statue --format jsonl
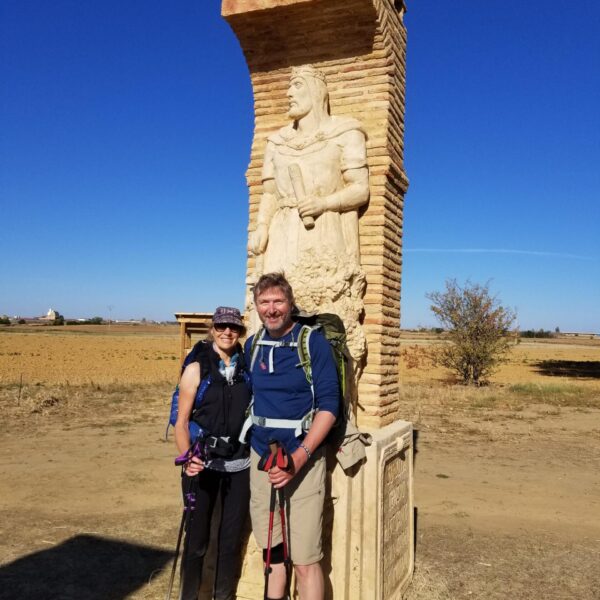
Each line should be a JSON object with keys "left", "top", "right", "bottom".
{"left": 249, "top": 64, "right": 370, "bottom": 373}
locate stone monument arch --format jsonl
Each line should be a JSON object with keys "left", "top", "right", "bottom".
{"left": 225, "top": 0, "right": 409, "bottom": 430}
{"left": 221, "top": 1, "right": 413, "bottom": 598}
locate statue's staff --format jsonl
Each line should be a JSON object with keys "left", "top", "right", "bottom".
{"left": 288, "top": 163, "right": 315, "bottom": 230}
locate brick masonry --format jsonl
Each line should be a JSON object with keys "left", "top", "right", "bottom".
{"left": 223, "top": 0, "right": 409, "bottom": 429}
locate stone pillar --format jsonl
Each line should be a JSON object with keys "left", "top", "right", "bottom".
{"left": 222, "top": 0, "right": 409, "bottom": 430}
{"left": 221, "top": 2, "right": 413, "bottom": 598}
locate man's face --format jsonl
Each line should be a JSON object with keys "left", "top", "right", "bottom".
{"left": 287, "top": 76, "right": 312, "bottom": 119}
{"left": 256, "top": 286, "right": 294, "bottom": 337}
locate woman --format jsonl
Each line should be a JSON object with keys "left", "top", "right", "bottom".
{"left": 174, "top": 306, "right": 251, "bottom": 600}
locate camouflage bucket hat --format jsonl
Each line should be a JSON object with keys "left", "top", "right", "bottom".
{"left": 212, "top": 306, "right": 245, "bottom": 329}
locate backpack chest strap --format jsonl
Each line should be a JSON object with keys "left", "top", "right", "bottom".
{"left": 253, "top": 339, "right": 298, "bottom": 373}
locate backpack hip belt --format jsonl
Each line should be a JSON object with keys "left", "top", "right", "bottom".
{"left": 202, "top": 434, "right": 238, "bottom": 458}
{"left": 251, "top": 410, "right": 314, "bottom": 437}
{"left": 204, "top": 434, "right": 231, "bottom": 448}
{"left": 238, "top": 404, "right": 315, "bottom": 443}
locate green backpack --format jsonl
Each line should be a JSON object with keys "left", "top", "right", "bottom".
{"left": 248, "top": 312, "right": 353, "bottom": 435}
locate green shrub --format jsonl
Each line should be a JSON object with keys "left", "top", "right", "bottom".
{"left": 427, "top": 279, "right": 517, "bottom": 385}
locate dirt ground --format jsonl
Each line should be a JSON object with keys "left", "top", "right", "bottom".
{"left": 0, "top": 327, "right": 599, "bottom": 599}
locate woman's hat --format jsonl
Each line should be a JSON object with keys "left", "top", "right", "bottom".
{"left": 212, "top": 306, "right": 245, "bottom": 329}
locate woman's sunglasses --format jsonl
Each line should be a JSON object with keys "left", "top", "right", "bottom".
{"left": 213, "top": 323, "right": 243, "bottom": 334}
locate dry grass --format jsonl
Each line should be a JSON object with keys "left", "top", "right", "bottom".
{"left": 404, "top": 562, "right": 450, "bottom": 600}
{"left": 0, "top": 380, "right": 172, "bottom": 431}
{"left": 399, "top": 331, "right": 600, "bottom": 390}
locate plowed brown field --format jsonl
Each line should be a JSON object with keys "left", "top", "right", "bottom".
{"left": 0, "top": 325, "right": 180, "bottom": 385}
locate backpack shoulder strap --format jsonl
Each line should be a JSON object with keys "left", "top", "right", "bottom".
{"left": 184, "top": 340, "right": 212, "bottom": 379}
{"left": 297, "top": 324, "right": 314, "bottom": 385}
{"left": 249, "top": 327, "right": 266, "bottom": 371}
{"left": 297, "top": 324, "right": 316, "bottom": 410}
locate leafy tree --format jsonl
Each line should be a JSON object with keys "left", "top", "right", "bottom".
{"left": 427, "top": 279, "right": 517, "bottom": 385}
{"left": 53, "top": 312, "right": 65, "bottom": 326}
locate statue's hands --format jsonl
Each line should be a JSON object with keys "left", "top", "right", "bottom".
{"left": 248, "top": 223, "right": 269, "bottom": 255}
{"left": 298, "top": 194, "right": 325, "bottom": 219}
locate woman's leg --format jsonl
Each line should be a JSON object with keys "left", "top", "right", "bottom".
{"left": 213, "top": 468, "right": 250, "bottom": 600}
{"left": 180, "top": 471, "right": 219, "bottom": 600}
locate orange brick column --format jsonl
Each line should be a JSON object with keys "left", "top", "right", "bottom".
{"left": 223, "top": 0, "right": 409, "bottom": 429}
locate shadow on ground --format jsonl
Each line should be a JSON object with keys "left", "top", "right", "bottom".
{"left": 0, "top": 534, "right": 171, "bottom": 600}
{"left": 534, "top": 360, "right": 600, "bottom": 379}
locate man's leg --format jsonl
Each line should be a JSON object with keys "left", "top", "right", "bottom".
{"left": 294, "top": 563, "right": 324, "bottom": 600}
{"left": 263, "top": 557, "right": 286, "bottom": 598}
{"left": 285, "top": 449, "right": 327, "bottom": 600}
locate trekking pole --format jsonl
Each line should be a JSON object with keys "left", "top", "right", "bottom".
{"left": 259, "top": 442, "right": 295, "bottom": 600}
{"left": 259, "top": 442, "right": 278, "bottom": 600}
{"left": 275, "top": 445, "right": 293, "bottom": 600}
{"left": 264, "top": 476, "right": 278, "bottom": 599}
{"left": 277, "top": 486, "right": 292, "bottom": 600}
{"left": 164, "top": 475, "right": 196, "bottom": 600}
{"left": 165, "top": 439, "right": 206, "bottom": 600}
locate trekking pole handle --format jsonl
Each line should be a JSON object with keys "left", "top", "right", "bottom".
{"left": 175, "top": 450, "right": 192, "bottom": 467}
{"left": 174, "top": 438, "right": 205, "bottom": 466}
{"left": 288, "top": 163, "right": 315, "bottom": 231}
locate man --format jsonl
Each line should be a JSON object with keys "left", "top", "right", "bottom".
{"left": 245, "top": 272, "right": 339, "bottom": 600}
{"left": 248, "top": 64, "right": 369, "bottom": 372}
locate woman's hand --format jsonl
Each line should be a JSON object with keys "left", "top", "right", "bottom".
{"left": 185, "top": 455, "right": 205, "bottom": 476}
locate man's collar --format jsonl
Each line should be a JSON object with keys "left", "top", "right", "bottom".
{"left": 264, "top": 321, "right": 299, "bottom": 340}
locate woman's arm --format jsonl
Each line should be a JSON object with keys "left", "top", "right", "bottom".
{"left": 174, "top": 361, "right": 205, "bottom": 475}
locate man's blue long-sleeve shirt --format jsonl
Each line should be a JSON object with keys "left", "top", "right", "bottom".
{"left": 245, "top": 322, "right": 339, "bottom": 457}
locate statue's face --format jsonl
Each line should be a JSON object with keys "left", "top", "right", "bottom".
{"left": 287, "top": 76, "right": 312, "bottom": 119}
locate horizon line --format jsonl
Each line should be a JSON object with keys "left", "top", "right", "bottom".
{"left": 404, "top": 248, "right": 595, "bottom": 261}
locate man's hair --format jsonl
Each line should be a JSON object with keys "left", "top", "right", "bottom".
{"left": 253, "top": 272, "right": 295, "bottom": 305}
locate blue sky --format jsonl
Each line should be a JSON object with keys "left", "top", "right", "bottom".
{"left": 1, "top": 0, "right": 599, "bottom": 331}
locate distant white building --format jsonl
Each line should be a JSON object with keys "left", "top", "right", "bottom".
{"left": 40, "top": 308, "right": 58, "bottom": 321}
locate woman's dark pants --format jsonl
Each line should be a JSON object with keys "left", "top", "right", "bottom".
{"left": 180, "top": 468, "right": 250, "bottom": 600}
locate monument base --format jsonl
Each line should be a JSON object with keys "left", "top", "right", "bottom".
{"left": 235, "top": 419, "right": 414, "bottom": 599}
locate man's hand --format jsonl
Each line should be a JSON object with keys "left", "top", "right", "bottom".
{"left": 268, "top": 447, "right": 309, "bottom": 489}
{"left": 298, "top": 195, "right": 325, "bottom": 219}
{"left": 249, "top": 223, "right": 269, "bottom": 255}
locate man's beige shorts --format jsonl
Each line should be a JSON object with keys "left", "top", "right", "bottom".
{"left": 250, "top": 447, "right": 325, "bottom": 565}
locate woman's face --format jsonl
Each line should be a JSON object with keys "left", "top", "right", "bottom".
{"left": 211, "top": 323, "right": 242, "bottom": 355}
